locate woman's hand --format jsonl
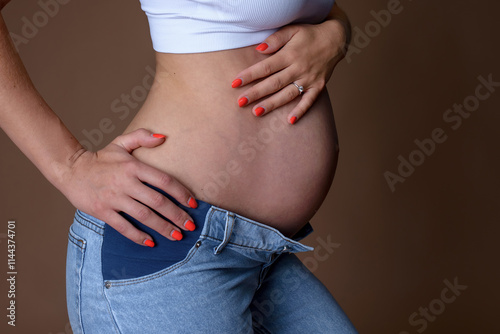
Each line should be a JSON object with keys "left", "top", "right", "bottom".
{"left": 232, "top": 19, "right": 348, "bottom": 124}
{"left": 0, "top": 9, "right": 194, "bottom": 247}
{"left": 60, "top": 129, "right": 198, "bottom": 247}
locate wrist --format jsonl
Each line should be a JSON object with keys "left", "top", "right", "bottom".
{"left": 318, "top": 18, "right": 350, "bottom": 61}
{"left": 321, "top": 4, "right": 352, "bottom": 57}
{"left": 42, "top": 138, "right": 87, "bottom": 193}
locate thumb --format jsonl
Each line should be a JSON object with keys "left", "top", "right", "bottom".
{"left": 112, "top": 128, "right": 167, "bottom": 153}
{"left": 255, "top": 25, "right": 299, "bottom": 54}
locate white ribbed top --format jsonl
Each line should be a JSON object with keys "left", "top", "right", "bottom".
{"left": 139, "top": 0, "right": 335, "bottom": 54}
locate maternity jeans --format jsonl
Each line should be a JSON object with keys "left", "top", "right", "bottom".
{"left": 66, "top": 185, "right": 357, "bottom": 333}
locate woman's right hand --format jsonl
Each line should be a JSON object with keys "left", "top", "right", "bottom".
{"left": 60, "top": 128, "right": 198, "bottom": 247}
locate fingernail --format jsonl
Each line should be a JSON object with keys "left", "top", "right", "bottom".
{"left": 256, "top": 43, "right": 268, "bottom": 51}
{"left": 144, "top": 239, "right": 155, "bottom": 247}
{"left": 290, "top": 116, "right": 297, "bottom": 124}
{"left": 171, "top": 230, "right": 183, "bottom": 241}
{"left": 255, "top": 107, "right": 265, "bottom": 117}
{"left": 232, "top": 78, "right": 242, "bottom": 88}
{"left": 184, "top": 219, "right": 196, "bottom": 231}
{"left": 238, "top": 96, "right": 248, "bottom": 107}
{"left": 188, "top": 196, "right": 198, "bottom": 209}
{"left": 152, "top": 133, "right": 166, "bottom": 138}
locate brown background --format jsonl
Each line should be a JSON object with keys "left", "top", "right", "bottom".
{"left": 1, "top": 0, "right": 499, "bottom": 333}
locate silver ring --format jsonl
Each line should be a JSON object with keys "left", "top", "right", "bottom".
{"left": 292, "top": 82, "right": 304, "bottom": 95}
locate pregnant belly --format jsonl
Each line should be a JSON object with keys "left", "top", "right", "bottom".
{"left": 125, "top": 53, "right": 339, "bottom": 237}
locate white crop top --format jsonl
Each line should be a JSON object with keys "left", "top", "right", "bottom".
{"left": 139, "top": 0, "right": 335, "bottom": 53}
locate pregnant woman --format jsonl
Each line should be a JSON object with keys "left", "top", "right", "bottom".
{"left": 1, "top": 0, "right": 355, "bottom": 333}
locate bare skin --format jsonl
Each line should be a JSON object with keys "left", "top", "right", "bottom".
{"left": 126, "top": 43, "right": 339, "bottom": 237}
{"left": 124, "top": 4, "right": 352, "bottom": 238}
{"left": 0, "top": 0, "right": 350, "bottom": 243}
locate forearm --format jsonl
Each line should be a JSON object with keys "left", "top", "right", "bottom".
{"left": 0, "top": 13, "right": 84, "bottom": 188}
{"left": 321, "top": 2, "right": 352, "bottom": 55}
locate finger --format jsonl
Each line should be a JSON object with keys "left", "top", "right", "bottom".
{"left": 121, "top": 197, "right": 184, "bottom": 241}
{"left": 131, "top": 181, "right": 196, "bottom": 232}
{"left": 112, "top": 128, "right": 167, "bottom": 153}
{"left": 232, "top": 54, "right": 287, "bottom": 90}
{"left": 102, "top": 210, "right": 156, "bottom": 247}
{"left": 255, "top": 25, "right": 300, "bottom": 54}
{"left": 136, "top": 164, "right": 198, "bottom": 209}
{"left": 252, "top": 82, "right": 302, "bottom": 117}
{"left": 287, "top": 88, "right": 321, "bottom": 124}
{"left": 232, "top": 25, "right": 302, "bottom": 88}
{"left": 241, "top": 69, "right": 296, "bottom": 108}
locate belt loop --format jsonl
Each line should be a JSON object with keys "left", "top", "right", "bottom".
{"left": 214, "top": 211, "right": 235, "bottom": 254}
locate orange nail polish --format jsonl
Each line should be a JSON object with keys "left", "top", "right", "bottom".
{"left": 144, "top": 239, "right": 155, "bottom": 247}
{"left": 188, "top": 197, "right": 198, "bottom": 209}
{"left": 255, "top": 107, "right": 265, "bottom": 117}
{"left": 290, "top": 116, "right": 297, "bottom": 124}
{"left": 238, "top": 97, "right": 248, "bottom": 107}
{"left": 152, "top": 133, "right": 166, "bottom": 138}
{"left": 232, "top": 78, "right": 242, "bottom": 88}
{"left": 256, "top": 43, "right": 268, "bottom": 51}
{"left": 184, "top": 220, "right": 196, "bottom": 231}
{"left": 171, "top": 230, "right": 183, "bottom": 241}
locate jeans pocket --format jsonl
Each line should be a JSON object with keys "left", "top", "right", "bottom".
{"left": 66, "top": 223, "right": 87, "bottom": 334}
{"left": 102, "top": 235, "right": 203, "bottom": 288}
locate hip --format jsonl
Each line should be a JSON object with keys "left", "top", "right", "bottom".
{"left": 65, "top": 197, "right": 314, "bottom": 333}
{"left": 65, "top": 196, "right": 357, "bottom": 333}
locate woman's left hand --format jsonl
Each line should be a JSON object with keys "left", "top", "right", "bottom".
{"left": 232, "top": 20, "right": 347, "bottom": 124}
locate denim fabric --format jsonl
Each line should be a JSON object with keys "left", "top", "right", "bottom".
{"left": 66, "top": 197, "right": 357, "bottom": 333}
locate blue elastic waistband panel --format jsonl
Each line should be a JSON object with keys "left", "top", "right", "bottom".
{"left": 101, "top": 183, "right": 212, "bottom": 281}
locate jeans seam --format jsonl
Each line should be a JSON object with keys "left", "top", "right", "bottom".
{"left": 257, "top": 253, "right": 282, "bottom": 290}
{"left": 203, "top": 235, "right": 276, "bottom": 252}
{"left": 102, "top": 282, "right": 123, "bottom": 334}
{"left": 68, "top": 230, "right": 86, "bottom": 250}
{"left": 68, "top": 237, "right": 83, "bottom": 249}
{"left": 72, "top": 216, "right": 121, "bottom": 333}
{"left": 68, "top": 226, "right": 86, "bottom": 334}
{"left": 75, "top": 211, "right": 105, "bottom": 236}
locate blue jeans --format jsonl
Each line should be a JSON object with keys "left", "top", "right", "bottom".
{"left": 66, "top": 188, "right": 357, "bottom": 333}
